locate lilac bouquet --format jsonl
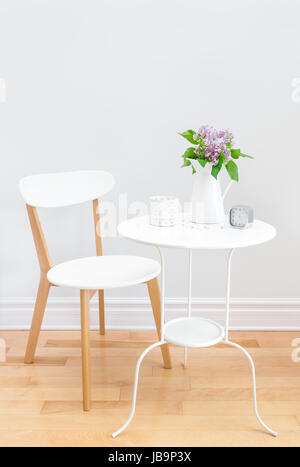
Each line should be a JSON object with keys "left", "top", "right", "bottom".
{"left": 180, "top": 125, "right": 253, "bottom": 181}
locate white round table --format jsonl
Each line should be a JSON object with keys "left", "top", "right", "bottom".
{"left": 112, "top": 216, "right": 277, "bottom": 438}
{"left": 118, "top": 215, "right": 276, "bottom": 250}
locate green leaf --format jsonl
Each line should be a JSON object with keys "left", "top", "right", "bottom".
{"left": 181, "top": 159, "right": 191, "bottom": 168}
{"left": 240, "top": 152, "right": 254, "bottom": 159}
{"left": 183, "top": 147, "right": 197, "bottom": 159}
{"left": 211, "top": 158, "right": 223, "bottom": 179}
{"left": 178, "top": 129, "right": 197, "bottom": 145}
{"left": 197, "top": 158, "right": 207, "bottom": 168}
{"left": 191, "top": 164, "right": 196, "bottom": 174}
{"left": 225, "top": 160, "right": 239, "bottom": 181}
{"left": 230, "top": 148, "right": 241, "bottom": 159}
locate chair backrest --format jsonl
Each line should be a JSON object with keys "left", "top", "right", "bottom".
{"left": 19, "top": 170, "right": 115, "bottom": 274}
{"left": 19, "top": 170, "right": 115, "bottom": 208}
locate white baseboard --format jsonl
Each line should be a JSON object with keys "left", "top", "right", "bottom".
{"left": 0, "top": 297, "right": 300, "bottom": 330}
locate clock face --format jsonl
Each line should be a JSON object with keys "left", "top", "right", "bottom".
{"left": 230, "top": 208, "right": 248, "bottom": 228}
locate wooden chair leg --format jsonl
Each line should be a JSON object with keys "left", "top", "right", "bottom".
{"left": 25, "top": 274, "right": 51, "bottom": 364}
{"left": 80, "top": 290, "right": 91, "bottom": 411}
{"left": 147, "top": 277, "right": 172, "bottom": 369}
{"left": 98, "top": 290, "right": 105, "bottom": 335}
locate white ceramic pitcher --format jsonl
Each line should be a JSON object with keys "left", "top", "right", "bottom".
{"left": 191, "top": 163, "right": 233, "bottom": 224}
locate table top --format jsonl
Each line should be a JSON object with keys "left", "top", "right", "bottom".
{"left": 118, "top": 216, "right": 276, "bottom": 250}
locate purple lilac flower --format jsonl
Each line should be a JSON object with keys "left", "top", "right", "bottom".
{"left": 195, "top": 125, "right": 233, "bottom": 165}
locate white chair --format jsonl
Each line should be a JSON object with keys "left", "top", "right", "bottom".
{"left": 19, "top": 170, "right": 171, "bottom": 411}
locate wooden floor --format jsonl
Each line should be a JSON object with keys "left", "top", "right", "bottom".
{"left": 0, "top": 330, "right": 299, "bottom": 447}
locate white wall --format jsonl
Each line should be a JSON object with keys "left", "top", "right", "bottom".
{"left": 0, "top": 0, "right": 299, "bottom": 327}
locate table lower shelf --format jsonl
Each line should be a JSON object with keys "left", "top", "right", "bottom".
{"left": 163, "top": 317, "right": 224, "bottom": 348}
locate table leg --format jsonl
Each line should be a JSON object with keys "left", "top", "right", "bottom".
{"left": 112, "top": 247, "right": 168, "bottom": 438}
{"left": 225, "top": 248, "right": 234, "bottom": 341}
{"left": 223, "top": 248, "right": 277, "bottom": 436}
{"left": 183, "top": 249, "right": 193, "bottom": 367}
{"left": 112, "top": 340, "right": 165, "bottom": 438}
{"left": 223, "top": 339, "right": 277, "bottom": 437}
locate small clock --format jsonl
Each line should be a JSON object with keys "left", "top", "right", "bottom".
{"left": 229, "top": 205, "right": 254, "bottom": 229}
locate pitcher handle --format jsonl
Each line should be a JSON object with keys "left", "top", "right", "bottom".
{"left": 222, "top": 180, "right": 233, "bottom": 201}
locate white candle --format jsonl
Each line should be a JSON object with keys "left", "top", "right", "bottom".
{"left": 149, "top": 196, "right": 180, "bottom": 227}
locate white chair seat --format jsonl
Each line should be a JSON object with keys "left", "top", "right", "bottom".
{"left": 163, "top": 317, "right": 224, "bottom": 348}
{"left": 47, "top": 255, "right": 161, "bottom": 290}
